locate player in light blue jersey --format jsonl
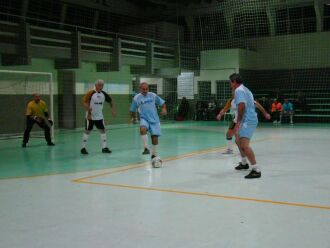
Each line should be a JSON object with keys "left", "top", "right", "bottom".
{"left": 230, "top": 73, "right": 261, "bottom": 179}
{"left": 130, "top": 82, "right": 167, "bottom": 160}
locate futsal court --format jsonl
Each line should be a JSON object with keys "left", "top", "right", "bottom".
{"left": 1, "top": 0, "right": 330, "bottom": 247}
{"left": 1, "top": 122, "right": 330, "bottom": 248}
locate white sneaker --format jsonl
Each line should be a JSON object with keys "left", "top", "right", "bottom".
{"left": 222, "top": 149, "right": 234, "bottom": 154}
{"left": 290, "top": 121, "right": 294, "bottom": 124}
{"left": 273, "top": 120, "right": 277, "bottom": 124}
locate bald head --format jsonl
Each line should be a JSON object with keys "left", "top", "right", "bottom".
{"left": 33, "top": 93, "right": 41, "bottom": 103}
{"left": 139, "top": 82, "right": 149, "bottom": 95}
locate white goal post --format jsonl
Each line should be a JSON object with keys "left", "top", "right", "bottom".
{"left": 0, "top": 70, "right": 54, "bottom": 140}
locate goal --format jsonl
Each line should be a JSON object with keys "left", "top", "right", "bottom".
{"left": 0, "top": 70, "right": 54, "bottom": 140}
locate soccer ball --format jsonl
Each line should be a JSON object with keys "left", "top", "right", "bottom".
{"left": 151, "top": 157, "right": 162, "bottom": 168}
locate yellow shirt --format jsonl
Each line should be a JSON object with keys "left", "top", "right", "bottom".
{"left": 26, "top": 100, "right": 48, "bottom": 118}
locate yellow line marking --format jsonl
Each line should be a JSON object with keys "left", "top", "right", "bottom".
{"left": 73, "top": 137, "right": 270, "bottom": 182}
{"left": 0, "top": 145, "right": 226, "bottom": 181}
{"left": 73, "top": 145, "right": 228, "bottom": 182}
{"left": 1, "top": 137, "right": 268, "bottom": 181}
{"left": 72, "top": 136, "right": 330, "bottom": 211}
{"left": 0, "top": 167, "right": 117, "bottom": 181}
{"left": 75, "top": 180, "right": 330, "bottom": 211}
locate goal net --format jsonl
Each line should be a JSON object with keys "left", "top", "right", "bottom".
{"left": 0, "top": 70, "right": 54, "bottom": 140}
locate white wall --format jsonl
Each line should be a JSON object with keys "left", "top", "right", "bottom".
{"left": 140, "top": 77, "right": 163, "bottom": 94}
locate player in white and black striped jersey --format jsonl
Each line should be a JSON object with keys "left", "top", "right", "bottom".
{"left": 80, "top": 79, "right": 116, "bottom": 155}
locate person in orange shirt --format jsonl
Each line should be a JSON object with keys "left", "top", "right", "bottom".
{"left": 271, "top": 98, "right": 282, "bottom": 124}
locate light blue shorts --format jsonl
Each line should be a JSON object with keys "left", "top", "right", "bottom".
{"left": 238, "top": 122, "right": 257, "bottom": 139}
{"left": 140, "top": 119, "right": 161, "bottom": 136}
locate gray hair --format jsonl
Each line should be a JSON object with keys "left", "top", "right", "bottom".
{"left": 95, "top": 79, "right": 104, "bottom": 86}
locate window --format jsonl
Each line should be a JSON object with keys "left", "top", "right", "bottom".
{"left": 198, "top": 81, "right": 211, "bottom": 100}
{"left": 216, "top": 80, "right": 231, "bottom": 101}
{"left": 149, "top": 85, "right": 157, "bottom": 94}
{"left": 194, "top": 12, "right": 229, "bottom": 41}
{"left": 324, "top": 4, "right": 330, "bottom": 31}
{"left": 275, "top": 6, "right": 316, "bottom": 35}
{"left": 233, "top": 12, "right": 269, "bottom": 38}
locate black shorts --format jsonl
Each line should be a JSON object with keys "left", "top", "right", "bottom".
{"left": 85, "top": 119, "right": 105, "bottom": 131}
{"left": 228, "top": 121, "right": 236, "bottom": 130}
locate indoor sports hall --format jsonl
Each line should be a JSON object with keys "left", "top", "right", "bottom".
{"left": 1, "top": 0, "right": 330, "bottom": 248}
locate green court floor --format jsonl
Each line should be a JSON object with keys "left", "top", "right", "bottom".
{"left": 2, "top": 121, "right": 330, "bottom": 180}
{"left": 0, "top": 122, "right": 229, "bottom": 179}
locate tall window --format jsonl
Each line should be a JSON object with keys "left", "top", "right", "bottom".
{"left": 233, "top": 11, "right": 269, "bottom": 38}
{"left": 198, "top": 81, "right": 211, "bottom": 100}
{"left": 194, "top": 12, "right": 229, "bottom": 41}
{"left": 324, "top": 4, "right": 330, "bottom": 31}
{"left": 216, "top": 80, "right": 231, "bottom": 101}
{"left": 149, "top": 85, "right": 158, "bottom": 94}
{"left": 275, "top": 6, "right": 316, "bottom": 35}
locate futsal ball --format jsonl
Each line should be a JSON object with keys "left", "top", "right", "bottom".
{"left": 151, "top": 157, "right": 162, "bottom": 168}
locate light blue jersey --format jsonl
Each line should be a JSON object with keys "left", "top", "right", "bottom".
{"left": 234, "top": 84, "right": 258, "bottom": 124}
{"left": 283, "top": 102, "right": 293, "bottom": 112}
{"left": 130, "top": 92, "right": 165, "bottom": 124}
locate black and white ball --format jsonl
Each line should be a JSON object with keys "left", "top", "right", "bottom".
{"left": 151, "top": 157, "right": 162, "bottom": 168}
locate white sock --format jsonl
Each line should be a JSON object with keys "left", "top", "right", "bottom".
{"left": 141, "top": 134, "right": 149, "bottom": 149}
{"left": 152, "top": 145, "right": 157, "bottom": 156}
{"left": 100, "top": 133, "right": 107, "bottom": 149}
{"left": 226, "top": 137, "right": 233, "bottom": 150}
{"left": 82, "top": 133, "right": 89, "bottom": 148}
{"left": 251, "top": 164, "right": 260, "bottom": 172}
{"left": 241, "top": 156, "right": 248, "bottom": 165}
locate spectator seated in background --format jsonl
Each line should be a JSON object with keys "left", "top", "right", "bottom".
{"left": 271, "top": 98, "right": 282, "bottom": 124}
{"left": 280, "top": 99, "right": 294, "bottom": 124}
{"left": 176, "top": 97, "right": 190, "bottom": 121}
{"left": 206, "top": 99, "right": 217, "bottom": 120}
{"left": 195, "top": 101, "right": 208, "bottom": 120}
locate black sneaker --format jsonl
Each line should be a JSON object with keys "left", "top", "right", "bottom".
{"left": 142, "top": 148, "right": 150, "bottom": 155}
{"left": 151, "top": 155, "right": 156, "bottom": 159}
{"left": 47, "top": 142, "right": 55, "bottom": 146}
{"left": 81, "top": 148, "right": 88, "bottom": 155}
{"left": 22, "top": 143, "right": 26, "bottom": 148}
{"left": 102, "top": 147, "right": 112, "bottom": 153}
{"left": 235, "top": 162, "right": 249, "bottom": 170}
{"left": 245, "top": 170, "right": 261, "bottom": 179}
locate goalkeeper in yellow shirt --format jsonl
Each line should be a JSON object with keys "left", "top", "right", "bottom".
{"left": 22, "top": 93, "right": 54, "bottom": 147}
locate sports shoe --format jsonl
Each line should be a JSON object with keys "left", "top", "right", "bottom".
{"left": 235, "top": 162, "right": 249, "bottom": 170}
{"left": 245, "top": 170, "right": 261, "bottom": 179}
{"left": 81, "top": 148, "right": 88, "bottom": 155}
{"left": 222, "top": 149, "right": 233, "bottom": 154}
{"left": 142, "top": 148, "right": 150, "bottom": 155}
{"left": 47, "top": 142, "right": 55, "bottom": 146}
{"left": 102, "top": 147, "right": 112, "bottom": 153}
{"left": 151, "top": 155, "right": 156, "bottom": 159}
{"left": 22, "top": 143, "right": 26, "bottom": 148}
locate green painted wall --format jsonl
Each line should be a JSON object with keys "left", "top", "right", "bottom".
{"left": 201, "top": 32, "right": 330, "bottom": 71}
{"left": 250, "top": 32, "right": 330, "bottom": 70}
{"left": 72, "top": 63, "right": 132, "bottom": 127}
{"left": 0, "top": 59, "right": 59, "bottom": 133}
{"left": 0, "top": 59, "right": 133, "bottom": 135}
{"left": 201, "top": 49, "right": 239, "bottom": 70}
